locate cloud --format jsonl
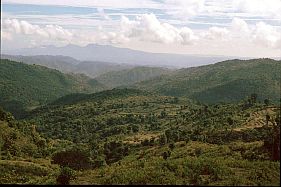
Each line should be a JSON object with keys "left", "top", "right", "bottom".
{"left": 2, "top": 18, "right": 73, "bottom": 41}
{"left": 1, "top": 31, "right": 13, "bottom": 41}
{"left": 119, "top": 13, "right": 198, "bottom": 45}
{"left": 3, "top": 0, "right": 162, "bottom": 9}
{"left": 163, "top": 0, "right": 206, "bottom": 19}
{"left": 234, "top": 0, "right": 281, "bottom": 19}
{"left": 97, "top": 8, "right": 111, "bottom": 20}
{"left": 202, "top": 26, "right": 230, "bottom": 41}
{"left": 231, "top": 17, "right": 250, "bottom": 34}
{"left": 253, "top": 22, "right": 281, "bottom": 48}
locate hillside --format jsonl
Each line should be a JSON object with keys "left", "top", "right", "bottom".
{"left": 96, "top": 66, "right": 173, "bottom": 88}
{"left": 1, "top": 54, "right": 79, "bottom": 73}
{"left": 73, "top": 61, "right": 134, "bottom": 78}
{"left": 134, "top": 58, "right": 281, "bottom": 104}
{"left": 1, "top": 54, "right": 135, "bottom": 78}
{"left": 22, "top": 88, "right": 280, "bottom": 185}
{"left": 0, "top": 59, "right": 106, "bottom": 118}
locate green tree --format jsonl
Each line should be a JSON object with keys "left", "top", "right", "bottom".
{"left": 159, "top": 134, "right": 167, "bottom": 146}
{"left": 264, "top": 99, "right": 270, "bottom": 106}
{"left": 56, "top": 167, "right": 76, "bottom": 185}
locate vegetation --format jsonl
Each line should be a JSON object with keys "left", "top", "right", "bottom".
{"left": 96, "top": 66, "right": 172, "bottom": 88}
{"left": 134, "top": 58, "right": 281, "bottom": 104}
{"left": 0, "top": 59, "right": 105, "bottom": 118}
{"left": 0, "top": 58, "right": 280, "bottom": 185}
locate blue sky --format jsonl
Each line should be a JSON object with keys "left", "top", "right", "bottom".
{"left": 1, "top": 0, "right": 281, "bottom": 57}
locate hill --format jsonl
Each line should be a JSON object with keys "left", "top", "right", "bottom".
{"left": 23, "top": 88, "right": 280, "bottom": 185}
{"left": 96, "top": 66, "right": 173, "bottom": 88}
{"left": 0, "top": 59, "right": 106, "bottom": 118}
{"left": 0, "top": 54, "right": 79, "bottom": 73}
{"left": 73, "top": 61, "right": 134, "bottom": 78}
{"left": 1, "top": 54, "right": 135, "bottom": 78}
{"left": 134, "top": 58, "right": 281, "bottom": 104}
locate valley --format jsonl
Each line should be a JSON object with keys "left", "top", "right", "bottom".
{"left": 0, "top": 57, "right": 280, "bottom": 185}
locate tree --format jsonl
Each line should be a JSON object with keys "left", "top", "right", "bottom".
{"left": 162, "top": 151, "right": 169, "bottom": 160}
{"left": 227, "top": 117, "right": 234, "bottom": 126}
{"left": 56, "top": 167, "right": 76, "bottom": 185}
{"left": 264, "top": 99, "right": 270, "bottom": 106}
{"left": 266, "top": 114, "right": 270, "bottom": 126}
{"left": 159, "top": 134, "right": 167, "bottom": 146}
{"left": 250, "top": 93, "right": 257, "bottom": 104}
{"left": 52, "top": 147, "right": 92, "bottom": 170}
{"left": 160, "top": 110, "right": 167, "bottom": 118}
{"left": 169, "top": 142, "right": 175, "bottom": 150}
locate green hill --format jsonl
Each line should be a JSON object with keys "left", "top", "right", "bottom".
{"left": 0, "top": 59, "right": 106, "bottom": 118}
{"left": 24, "top": 88, "right": 280, "bottom": 185}
{"left": 134, "top": 58, "right": 281, "bottom": 104}
{"left": 96, "top": 66, "right": 172, "bottom": 88}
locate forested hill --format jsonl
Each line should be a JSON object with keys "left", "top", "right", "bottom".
{"left": 96, "top": 66, "right": 172, "bottom": 88}
{"left": 134, "top": 58, "right": 281, "bottom": 104}
{"left": 0, "top": 59, "right": 106, "bottom": 118}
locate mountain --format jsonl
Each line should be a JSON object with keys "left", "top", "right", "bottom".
{"left": 0, "top": 54, "right": 79, "bottom": 73}
{"left": 96, "top": 66, "right": 173, "bottom": 88}
{"left": 0, "top": 59, "right": 106, "bottom": 118}
{"left": 133, "top": 58, "right": 281, "bottom": 104}
{"left": 1, "top": 54, "right": 135, "bottom": 78}
{"left": 2, "top": 44, "right": 236, "bottom": 68}
{"left": 73, "top": 61, "right": 134, "bottom": 78}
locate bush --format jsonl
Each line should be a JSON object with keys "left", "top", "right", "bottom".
{"left": 56, "top": 167, "right": 76, "bottom": 185}
{"left": 52, "top": 147, "right": 92, "bottom": 170}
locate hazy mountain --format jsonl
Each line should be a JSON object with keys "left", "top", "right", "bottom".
{"left": 96, "top": 66, "right": 173, "bottom": 88}
{"left": 0, "top": 54, "right": 79, "bottom": 73}
{"left": 73, "top": 61, "right": 134, "bottom": 78}
{"left": 2, "top": 44, "right": 237, "bottom": 68}
{"left": 133, "top": 58, "right": 281, "bottom": 104}
{"left": 1, "top": 54, "right": 135, "bottom": 78}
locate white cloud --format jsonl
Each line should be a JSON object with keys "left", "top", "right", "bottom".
{"left": 231, "top": 17, "right": 250, "bottom": 34}
{"left": 3, "top": 0, "right": 162, "bottom": 9}
{"left": 97, "top": 8, "right": 111, "bottom": 20}
{"left": 253, "top": 22, "right": 281, "bottom": 48}
{"left": 119, "top": 14, "right": 198, "bottom": 45}
{"left": 164, "top": 0, "right": 206, "bottom": 19}
{"left": 234, "top": 0, "right": 281, "bottom": 18}
{"left": 2, "top": 18, "right": 73, "bottom": 41}
{"left": 1, "top": 31, "right": 13, "bottom": 41}
{"left": 202, "top": 26, "right": 230, "bottom": 41}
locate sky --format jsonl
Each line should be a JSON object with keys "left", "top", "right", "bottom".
{"left": 1, "top": 0, "right": 281, "bottom": 57}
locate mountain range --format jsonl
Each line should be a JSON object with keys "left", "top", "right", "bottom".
{"left": 2, "top": 44, "right": 239, "bottom": 68}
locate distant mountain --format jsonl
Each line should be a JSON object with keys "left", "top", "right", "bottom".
{"left": 133, "top": 58, "right": 281, "bottom": 104}
{"left": 2, "top": 44, "right": 236, "bottom": 68}
{"left": 96, "top": 66, "right": 173, "bottom": 88}
{"left": 1, "top": 54, "right": 79, "bottom": 73}
{"left": 0, "top": 59, "right": 106, "bottom": 118}
{"left": 1, "top": 54, "right": 134, "bottom": 78}
{"left": 73, "top": 61, "right": 134, "bottom": 78}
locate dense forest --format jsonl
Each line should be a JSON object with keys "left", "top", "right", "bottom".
{"left": 0, "top": 58, "right": 280, "bottom": 185}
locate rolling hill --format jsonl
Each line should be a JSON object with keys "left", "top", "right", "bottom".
{"left": 96, "top": 66, "right": 173, "bottom": 88}
{"left": 134, "top": 58, "right": 281, "bottom": 104}
{"left": 0, "top": 59, "right": 106, "bottom": 118}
